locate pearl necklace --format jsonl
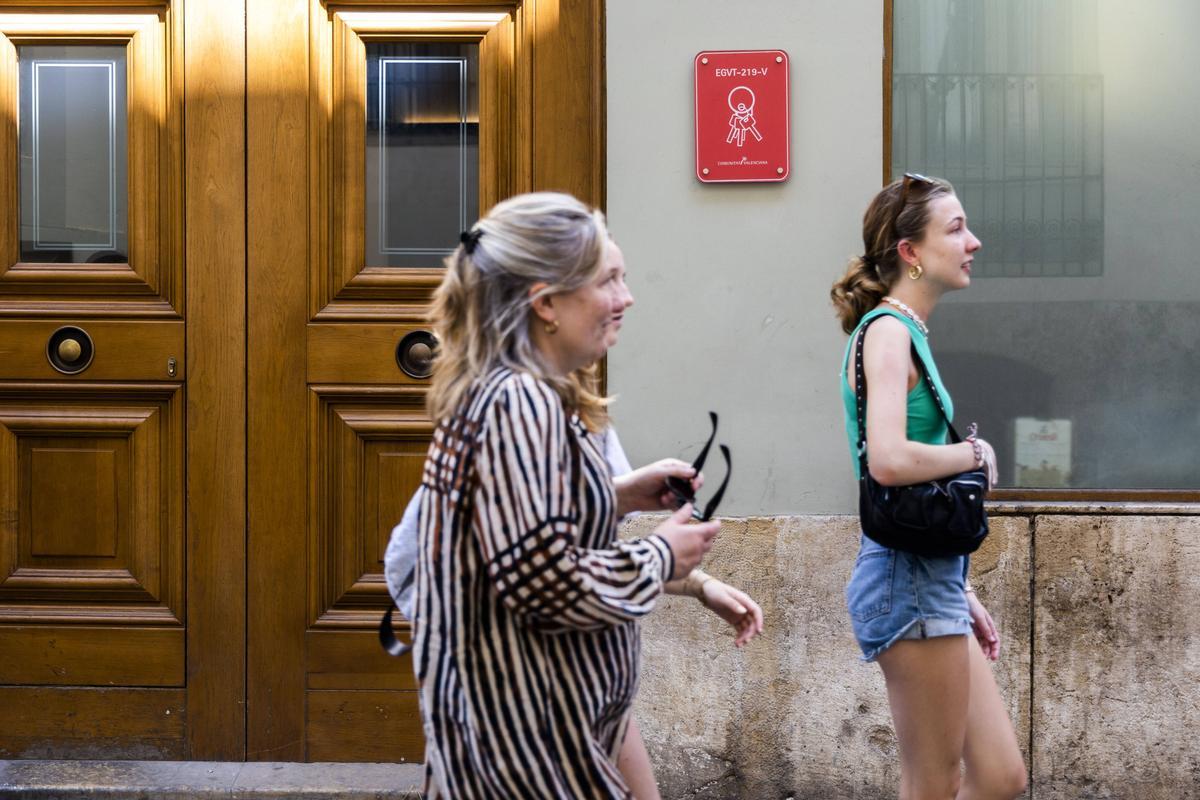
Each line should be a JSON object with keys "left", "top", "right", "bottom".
{"left": 881, "top": 296, "right": 929, "bottom": 336}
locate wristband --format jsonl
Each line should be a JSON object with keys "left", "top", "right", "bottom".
{"left": 682, "top": 569, "right": 714, "bottom": 600}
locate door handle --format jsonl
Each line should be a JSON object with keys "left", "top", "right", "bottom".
{"left": 47, "top": 326, "right": 95, "bottom": 375}
{"left": 396, "top": 330, "right": 437, "bottom": 379}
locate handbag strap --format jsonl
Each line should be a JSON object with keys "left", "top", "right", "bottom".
{"left": 378, "top": 604, "right": 411, "bottom": 656}
{"left": 853, "top": 313, "right": 963, "bottom": 475}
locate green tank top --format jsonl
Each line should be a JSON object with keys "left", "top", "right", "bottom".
{"left": 840, "top": 308, "right": 954, "bottom": 479}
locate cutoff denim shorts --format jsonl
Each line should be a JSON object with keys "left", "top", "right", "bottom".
{"left": 845, "top": 534, "right": 973, "bottom": 661}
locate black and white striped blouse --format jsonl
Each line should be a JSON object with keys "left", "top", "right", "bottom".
{"left": 413, "top": 367, "right": 675, "bottom": 799}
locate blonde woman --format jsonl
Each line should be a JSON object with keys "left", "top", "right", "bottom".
{"left": 414, "top": 192, "right": 760, "bottom": 799}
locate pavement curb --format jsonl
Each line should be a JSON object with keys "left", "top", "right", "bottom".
{"left": 0, "top": 760, "right": 424, "bottom": 799}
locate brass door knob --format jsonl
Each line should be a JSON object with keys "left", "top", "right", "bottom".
{"left": 408, "top": 342, "right": 433, "bottom": 370}
{"left": 58, "top": 338, "right": 83, "bottom": 363}
{"left": 396, "top": 331, "right": 437, "bottom": 379}
{"left": 47, "top": 326, "right": 94, "bottom": 375}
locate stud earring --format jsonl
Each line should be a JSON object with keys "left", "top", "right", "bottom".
{"left": 544, "top": 320, "right": 559, "bottom": 335}
{"left": 908, "top": 263, "right": 924, "bottom": 280}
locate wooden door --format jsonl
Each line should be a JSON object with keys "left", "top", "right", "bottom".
{"left": 0, "top": 1, "right": 246, "bottom": 759}
{"left": 246, "top": 0, "right": 605, "bottom": 762}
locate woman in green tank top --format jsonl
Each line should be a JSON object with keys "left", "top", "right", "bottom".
{"left": 830, "top": 174, "right": 1026, "bottom": 800}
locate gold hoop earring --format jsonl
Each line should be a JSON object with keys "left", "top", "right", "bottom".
{"left": 544, "top": 320, "right": 559, "bottom": 335}
{"left": 908, "top": 263, "right": 923, "bottom": 280}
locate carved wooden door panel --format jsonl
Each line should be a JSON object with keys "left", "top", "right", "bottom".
{"left": 0, "top": 1, "right": 246, "bottom": 759}
{"left": 247, "top": 0, "right": 604, "bottom": 762}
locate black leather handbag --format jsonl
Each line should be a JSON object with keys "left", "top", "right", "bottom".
{"left": 853, "top": 316, "right": 989, "bottom": 558}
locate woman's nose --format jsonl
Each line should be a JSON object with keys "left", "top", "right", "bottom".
{"left": 621, "top": 285, "right": 634, "bottom": 308}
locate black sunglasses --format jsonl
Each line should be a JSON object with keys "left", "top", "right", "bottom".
{"left": 664, "top": 411, "right": 731, "bottom": 522}
{"left": 898, "top": 171, "right": 934, "bottom": 208}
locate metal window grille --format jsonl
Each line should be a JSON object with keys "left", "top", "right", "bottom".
{"left": 892, "top": 71, "right": 1104, "bottom": 277}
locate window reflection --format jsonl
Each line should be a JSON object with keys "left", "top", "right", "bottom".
{"left": 892, "top": 0, "right": 1200, "bottom": 490}
{"left": 18, "top": 44, "right": 129, "bottom": 264}
{"left": 365, "top": 42, "right": 479, "bottom": 268}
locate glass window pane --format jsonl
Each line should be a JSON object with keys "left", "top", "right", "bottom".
{"left": 18, "top": 45, "right": 129, "bottom": 264}
{"left": 365, "top": 42, "right": 479, "bottom": 269}
{"left": 892, "top": 0, "right": 1200, "bottom": 490}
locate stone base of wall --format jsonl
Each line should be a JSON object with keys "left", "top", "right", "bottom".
{"left": 622, "top": 513, "right": 1200, "bottom": 799}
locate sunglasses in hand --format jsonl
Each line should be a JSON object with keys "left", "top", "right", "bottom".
{"left": 664, "top": 411, "right": 731, "bottom": 522}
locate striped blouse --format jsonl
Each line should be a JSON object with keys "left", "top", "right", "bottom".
{"left": 413, "top": 367, "right": 675, "bottom": 799}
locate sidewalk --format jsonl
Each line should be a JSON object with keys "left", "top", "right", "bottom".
{"left": 0, "top": 761, "right": 423, "bottom": 799}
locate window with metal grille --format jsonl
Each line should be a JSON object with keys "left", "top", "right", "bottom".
{"left": 889, "top": 0, "right": 1200, "bottom": 493}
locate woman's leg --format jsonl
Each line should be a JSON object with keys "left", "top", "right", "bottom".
{"left": 877, "top": 634, "right": 972, "bottom": 800}
{"left": 617, "top": 717, "right": 662, "bottom": 800}
{"left": 958, "top": 636, "right": 1028, "bottom": 799}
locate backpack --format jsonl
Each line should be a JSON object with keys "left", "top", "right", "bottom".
{"left": 379, "top": 487, "right": 422, "bottom": 656}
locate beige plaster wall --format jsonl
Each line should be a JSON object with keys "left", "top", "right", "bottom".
{"left": 605, "top": 0, "right": 880, "bottom": 516}
{"left": 626, "top": 513, "right": 1200, "bottom": 799}
{"left": 606, "top": 3, "right": 1200, "bottom": 798}
{"left": 607, "top": 1, "right": 1200, "bottom": 511}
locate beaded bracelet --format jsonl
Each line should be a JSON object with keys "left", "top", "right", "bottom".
{"left": 965, "top": 422, "right": 985, "bottom": 469}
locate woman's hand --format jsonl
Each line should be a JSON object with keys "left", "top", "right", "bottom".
{"left": 975, "top": 437, "right": 999, "bottom": 490}
{"left": 615, "top": 458, "right": 702, "bottom": 517}
{"left": 699, "top": 579, "right": 764, "bottom": 648}
{"left": 967, "top": 589, "right": 1000, "bottom": 660}
{"left": 653, "top": 504, "right": 719, "bottom": 580}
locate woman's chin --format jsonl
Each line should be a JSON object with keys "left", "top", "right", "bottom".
{"left": 573, "top": 346, "right": 612, "bottom": 371}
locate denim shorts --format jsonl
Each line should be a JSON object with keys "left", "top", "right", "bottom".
{"left": 845, "top": 534, "right": 973, "bottom": 661}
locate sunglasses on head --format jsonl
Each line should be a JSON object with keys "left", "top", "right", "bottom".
{"left": 898, "top": 171, "right": 934, "bottom": 208}
{"left": 664, "top": 411, "right": 732, "bottom": 522}
{"left": 889, "top": 171, "right": 936, "bottom": 239}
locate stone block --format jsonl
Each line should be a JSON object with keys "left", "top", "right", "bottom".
{"left": 0, "top": 759, "right": 424, "bottom": 799}
{"left": 1033, "top": 515, "right": 1200, "bottom": 799}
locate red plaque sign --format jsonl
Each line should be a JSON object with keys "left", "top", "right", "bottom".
{"left": 694, "top": 49, "right": 790, "bottom": 183}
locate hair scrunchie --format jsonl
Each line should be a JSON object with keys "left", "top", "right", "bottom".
{"left": 460, "top": 228, "right": 483, "bottom": 254}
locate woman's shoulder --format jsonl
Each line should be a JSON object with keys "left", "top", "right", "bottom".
{"left": 858, "top": 308, "right": 912, "bottom": 334}
{"left": 858, "top": 311, "right": 913, "bottom": 354}
{"left": 863, "top": 311, "right": 912, "bottom": 338}
{"left": 470, "top": 367, "right": 564, "bottom": 421}
{"left": 493, "top": 367, "right": 560, "bottom": 402}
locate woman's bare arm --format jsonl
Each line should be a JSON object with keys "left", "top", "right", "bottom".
{"left": 859, "top": 315, "right": 978, "bottom": 486}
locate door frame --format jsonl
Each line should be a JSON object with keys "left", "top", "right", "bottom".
{"left": 185, "top": 0, "right": 247, "bottom": 759}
